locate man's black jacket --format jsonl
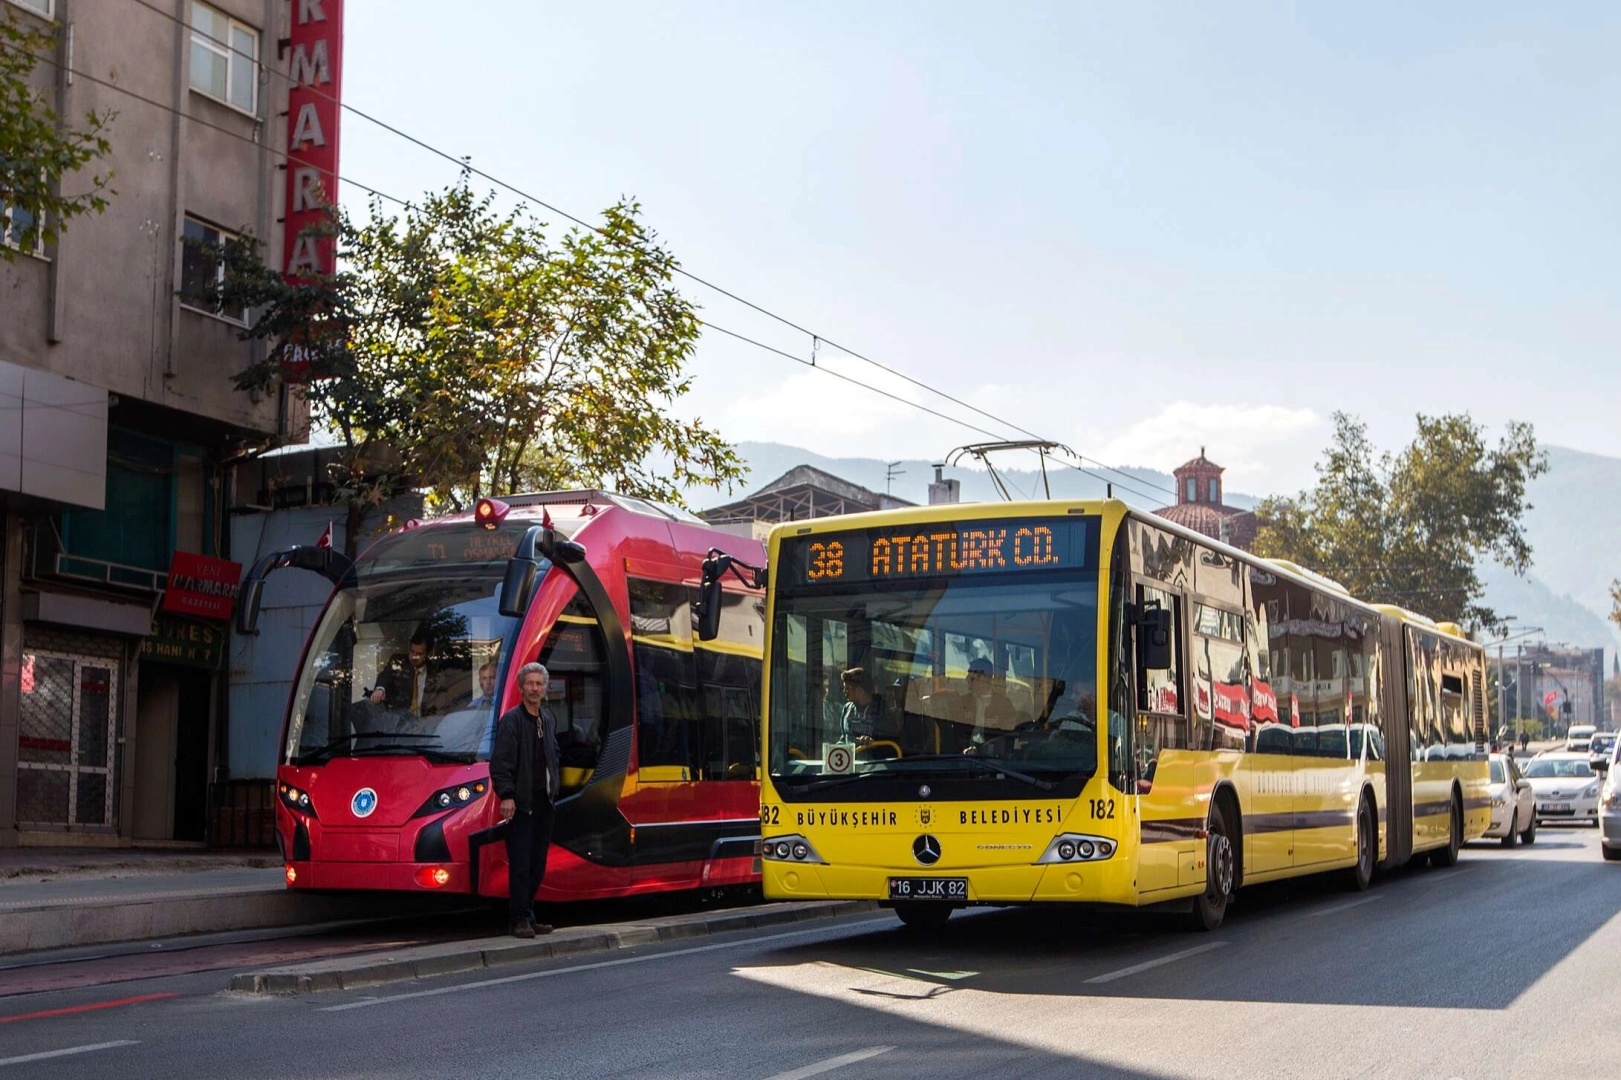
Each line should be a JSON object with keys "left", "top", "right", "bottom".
{"left": 489, "top": 703, "right": 560, "bottom": 813}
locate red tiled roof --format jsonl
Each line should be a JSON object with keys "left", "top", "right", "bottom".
{"left": 1153, "top": 503, "right": 1257, "bottom": 550}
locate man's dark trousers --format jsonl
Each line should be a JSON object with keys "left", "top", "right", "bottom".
{"left": 506, "top": 801, "right": 555, "bottom": 923}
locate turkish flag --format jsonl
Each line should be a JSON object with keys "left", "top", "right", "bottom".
{"left": 316, "top": 523, "right": 332, "bottom": 549}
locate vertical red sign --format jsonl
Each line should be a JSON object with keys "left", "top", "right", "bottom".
{"left": 283, "top": 0, "right": 344, "bottom": 284}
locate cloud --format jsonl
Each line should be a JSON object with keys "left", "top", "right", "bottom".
{"left": 724, "top": 349, "right": 926, "bottom": 441}
{"left": 1089, "top": 401, "right": 1323, "bottom": 493}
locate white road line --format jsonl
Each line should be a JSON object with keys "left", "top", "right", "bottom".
{"left": 0, "top": 1041, "right": 139, "bottom": 1068}
{"left": 318, "top": 917, "right": 893, "bottom": 1012}
{"left": 1307, "top": 894, "right": 1384, "bottom": 918}
{"left": 762, "top": 1046, "right": 896, "bottom": 1080}
{"left": 1084, "top": 941, "right": 1228, "bottom": 984}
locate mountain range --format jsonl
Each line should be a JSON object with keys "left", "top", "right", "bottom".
{"left": 694, "top": 442, "right": 1618, "bottom": 658}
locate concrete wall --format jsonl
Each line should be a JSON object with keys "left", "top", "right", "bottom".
{"left": 0, "top": 0, "right": 295, "bottom": 440}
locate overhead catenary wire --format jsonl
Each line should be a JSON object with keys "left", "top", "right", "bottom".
{"left": 119, "top": 0, "right": 1185, "bottom": 505}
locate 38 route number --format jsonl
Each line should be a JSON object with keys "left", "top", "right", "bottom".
{"left": 1088, "top": 798, "right": 1116, "bottom": 820}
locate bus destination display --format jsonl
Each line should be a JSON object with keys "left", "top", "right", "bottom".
{"left": 790, "top": 516, "right": 1096, "bottom": 587}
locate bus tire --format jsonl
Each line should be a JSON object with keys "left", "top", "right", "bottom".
{"left": 893, "top": 902, "right": 955, "bottom": 931}
{"left": 1344, "top": 796, "right": 1375, "bottom": 892}
{"left": 1429, "top": 793, "right": 1462, "bottom": 868}
{"left": 1188, "top": 804, "right": 1235, "bottom": 932}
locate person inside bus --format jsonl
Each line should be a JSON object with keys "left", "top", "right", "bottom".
{"left": 384, "top": 630, "right": 450, "bottom": 717}
{"left": 839, "top": 667, "right": 883, "bottom": 743}
{"left": 960, "top": 657, "right": 1017, "bottom": 747}
{"left": 491, "top": 662, "right": 560, "bottom": 939}
{"left": 467, "top": 661, "right": 499, "bottom": 710}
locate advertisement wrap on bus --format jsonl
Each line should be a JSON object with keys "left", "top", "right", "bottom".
{"left": 698, "top": 499, "right": 1490, "bottom": 930}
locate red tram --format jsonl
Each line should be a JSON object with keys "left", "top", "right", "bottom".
{"left": 239, "top": 491, "right": 766, "bottom": 902}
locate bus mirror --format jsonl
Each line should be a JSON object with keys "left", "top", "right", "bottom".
{"left": 1137, "top": 605, "right": 1172, "bottom": 671}
{"left": 498, "top": 557, "right": 539, "bottom": 619}
{"left": 236, "top": 579, "right": 264, "bottom": 636}
{"left": 695, "top": 575, "right": 723, "bottom": 642}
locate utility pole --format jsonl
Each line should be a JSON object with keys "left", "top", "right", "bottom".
{"left": 1493, "top": 623, "right": 1541, "bottom": 746}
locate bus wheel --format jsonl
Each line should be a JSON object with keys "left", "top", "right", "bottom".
{"left": 893, "top": 902, "right": 955, "bottom": 931}
{"left": 1189, "top": 805, "right": 1234, "bottom": 932}
{"left": 1429, "top": 795, "right": 1462, "bottom": 868}
{"left": 1344, "top": 797, "right": 1375, "bottom": 892}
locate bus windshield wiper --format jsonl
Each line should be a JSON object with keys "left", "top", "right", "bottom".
{"left": 888, "top": 754, "right": 1056, "bottom": 791}
{"left": 796, "top": 771, "right": 887, "bottom": 795}
{"left": 299, "top": 732, "right": 441, "bottom": 764}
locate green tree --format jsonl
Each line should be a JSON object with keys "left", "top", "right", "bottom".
{"left": 0, "top": 11, "right": 114, "bottom": 258}
{"left": 207, "top": 177, "right": 744, "bottom": 556}
{"left": 1252, "top": 412, "right": 1547, "bottom": 631}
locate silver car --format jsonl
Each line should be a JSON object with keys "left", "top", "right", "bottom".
{"left": 1484, "top": 753, "right": 1536, "bottom": 846}
{"left": 1600, "top": 742, "right": 1621, "bottom": 861}
{"left": 1589, "top": 732, "right": 1617, "bottom": 772}
{"left": 1525, "top": 753, "right": 1601, "bottom": 827}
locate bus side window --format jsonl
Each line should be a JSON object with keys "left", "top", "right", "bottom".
{"left": 630, "top": 578, "right": 703, "bottom": 781}
{"left": 698, "top": 649, "right": 763, "bottom": 780}
{"left": 1134, "top": 584, "right": 1187, "bottom": 791}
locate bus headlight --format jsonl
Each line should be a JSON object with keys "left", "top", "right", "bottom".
{"left": 761, "top": 834, "right": 824, "bottom": 864}
{"left": 1037, "top": 833, "right": 1116, "bottom": 865}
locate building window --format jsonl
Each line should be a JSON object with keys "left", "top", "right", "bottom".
{"left": 189, "top": 1, "right": 258, "bottom": 114}
{"left": 2, "top": 198, "right": 45, "bottom": 256}
{"left": 1208, "top": 478, "right": 1219, "bottom": 503}
{"left": 6, "top": 0, "right": 54, "bottom": 16}
{"left": 180, "top": 217, "right": 246, "bottom": 323}
{"left": 1185, "top": 477, "right": 1196, "bottom": 502}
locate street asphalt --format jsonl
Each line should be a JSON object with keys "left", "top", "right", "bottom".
{"left": 1, "top": 824, "right": 1617, "bottom": 1079}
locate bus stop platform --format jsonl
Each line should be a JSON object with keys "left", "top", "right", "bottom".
{"left": 0, "top": 848, "right": 458, "bottom": 956}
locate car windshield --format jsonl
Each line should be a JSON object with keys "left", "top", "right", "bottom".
{"left": 283, "top": 571, "right": 518, "bottom": 765}
{"left": 767, "top": 533, "right": 1103, "bottom": 792}
{"left": 1490, "top": 759, "right": 1506, "bottom": 784}
{"left": 1524, "top": 758, "right": 1594, "bottom": 779}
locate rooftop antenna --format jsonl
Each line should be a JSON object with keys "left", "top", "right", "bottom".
{"left": 946, "top": 439, "right": 1076, "bottom": 501}
{"left": 885, "top": 460, "right": 905, "bottom": 495}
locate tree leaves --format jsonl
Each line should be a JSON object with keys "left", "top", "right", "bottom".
{"left": 0, "top": 12, "right": 115, "bottom": 259}
{"left": 210, "top": 173, "right": 744, "bottom": 554}
{"left": 1253, "top": 411, "right": 1547, "bottom": 631}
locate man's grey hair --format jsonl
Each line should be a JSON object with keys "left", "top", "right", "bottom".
{"left": 516, "top": 661, "right": 549, "bottom": 685}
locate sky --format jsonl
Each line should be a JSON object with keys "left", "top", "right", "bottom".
{"left": 337, "top": 2, "right": 1620, "bottom": 498}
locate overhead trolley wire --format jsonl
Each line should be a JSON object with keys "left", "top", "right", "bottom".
{"left": 113, "top": 0, "right": 1184, "bottom": 505}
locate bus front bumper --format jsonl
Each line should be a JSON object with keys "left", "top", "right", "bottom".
{"left": 764, "top": 859, "right": 1139, "bottom": 905}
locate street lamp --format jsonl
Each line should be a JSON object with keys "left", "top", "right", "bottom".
{"left": 1492, "top": 621, "right": 1544, "bottom": 747}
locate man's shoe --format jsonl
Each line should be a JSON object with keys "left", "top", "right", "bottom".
{"left": 510, "top": 921, "right": 537, "bottom": 939}
{"left": 529, "top": 920, "right": 554, "bottom": 935}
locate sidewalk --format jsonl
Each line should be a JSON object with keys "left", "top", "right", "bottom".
{"left": 0, "top": 848, "right": 461, "bottom": 956}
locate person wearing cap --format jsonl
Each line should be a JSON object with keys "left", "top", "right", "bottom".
{"left": 962, "top": 657, "right": 1017, "bottom": 746}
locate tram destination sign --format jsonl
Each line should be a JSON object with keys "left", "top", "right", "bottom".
{"left": 785, "top": 515, "right": 1097, "bottom": 587}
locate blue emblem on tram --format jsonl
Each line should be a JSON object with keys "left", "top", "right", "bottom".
{"left": 351, "top": 788, "right": 378, "bottom": 818}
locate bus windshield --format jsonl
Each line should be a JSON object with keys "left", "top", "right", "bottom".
{"left": 283, "top": 571, "right": 520, "bottom": 766}
{"left": 768, "top": 573, "right": 1101, "bottom": 792}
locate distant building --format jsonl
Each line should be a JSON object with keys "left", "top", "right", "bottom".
{"left": 1514, "top": 645, "right": 1607, "bottom": 732}
{"left": 700, "top": 465, "right": 919, "bottom": 539}
{"left": 1152, "top": 450, "right": 1257, "bottom": 550}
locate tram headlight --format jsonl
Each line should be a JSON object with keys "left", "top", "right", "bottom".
{"left": 761, "top": 835, "right": 824, "bottom": 864}
{"left": 1037, "top": 833, "right": 1117, "bottom": 865}
{"left": 278, "top": 783, "right": 318, "bottom": 820}
{"left": 413, "top": 780, "right": 490, "bottom": 819}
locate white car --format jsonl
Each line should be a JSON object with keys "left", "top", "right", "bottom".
{"left": 1483, "top": 753, "right": 1536, "bottom": 846}
{"left": 1566, "top": 724, "right": 1597, "bottom": 752}
{"left": 1600, "top": 744, "right": 1621, "bottom": 861}
{"left": 1524, "top": 752, "right": 1601, "bottom": 826}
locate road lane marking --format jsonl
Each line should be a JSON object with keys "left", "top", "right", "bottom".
{"left": 1084, "top": 942, "right": 1228, "bottom": 984}
{"left": 1306, "top": 895, "right": 1383, "bottom": 918}
{"left": 762, "top": 1045, "right": 895, "bottom": 1080}
{"left": 0, "top": 993, "right": 177, "bottom": 1024}
{"left": 0, "top": 1041, "right": 139, "bottom": 1067}
{"left": 318, "top": 917, "right": 894, "bottom": 1012}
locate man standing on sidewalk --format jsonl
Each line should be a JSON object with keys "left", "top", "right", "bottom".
{"left": 489, "top": 662, "right": 560, "bottom": 938}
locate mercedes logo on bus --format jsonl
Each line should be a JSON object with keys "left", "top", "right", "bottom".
{"left": 913, "top": 834, "right": 942, "bottom": 866}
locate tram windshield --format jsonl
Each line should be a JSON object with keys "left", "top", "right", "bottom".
{"left": 766, "top": 517, "right": 1105, "bottom": 797}
{"left": 282, "top": 523, "right": 538, "bottom": 766}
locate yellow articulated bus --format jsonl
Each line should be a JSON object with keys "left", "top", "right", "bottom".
{"left": 697, "top": 500, "right": 1490, "bottom": 930}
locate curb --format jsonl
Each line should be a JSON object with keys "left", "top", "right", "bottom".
{"left": 228, "top": 899, "right": 883, "bottom": 995}
{"left": 0, "top": 888, "right": 466, "bottom": 956}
